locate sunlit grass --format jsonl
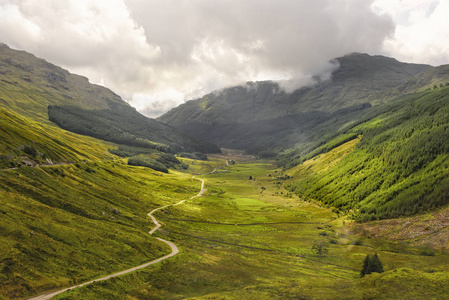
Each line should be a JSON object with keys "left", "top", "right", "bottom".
{"left": 50, "top": 156, "right": 449, "bottom": 300}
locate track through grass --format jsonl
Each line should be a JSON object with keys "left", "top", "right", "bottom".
{"left": 50, "top": 153, "right": 449, "bottom": 299}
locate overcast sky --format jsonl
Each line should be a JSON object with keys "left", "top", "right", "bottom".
{"left": 1, "top": 0, "right": 448, "bottom": 117}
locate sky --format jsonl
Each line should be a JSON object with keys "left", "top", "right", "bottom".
{"left": 0, "top": 0, "right": 448, "bottom": 117}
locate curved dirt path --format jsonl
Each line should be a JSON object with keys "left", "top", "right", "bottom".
{"left": 27, "top": 179, "right": 206, "bottom": 300}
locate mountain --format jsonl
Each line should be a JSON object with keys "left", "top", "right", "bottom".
{"left": 157, "top": 53, "right": 431, "bottom": 153}
{"left": 0, "top": 45, "right": 215, "bottom": 298}
{"left": 0, "top": 43, "right": 220, "bottom": 154}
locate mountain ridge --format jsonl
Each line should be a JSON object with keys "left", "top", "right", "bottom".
{"left": 0, "top": 43, "right": 125, "bottom": 121}
{"left": 0, "top": 43, "right": 220, "bottom": 154}
{"left": 157, "top": 52, "right": 432, "bottom": 153}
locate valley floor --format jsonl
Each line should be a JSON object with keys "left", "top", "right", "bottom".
{"left": 25, "top": 152, "right": 449, "bottom": 300}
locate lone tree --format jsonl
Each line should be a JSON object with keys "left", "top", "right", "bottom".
{"left": 312, "top": 240, "right": 329, "bottom": 256}
{"left": 361, "top": 253, "right": 384, "bottom": 277}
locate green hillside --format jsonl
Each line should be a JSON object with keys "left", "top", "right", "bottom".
{"left": 0, "top": 106, "right": 112, "bottom": 169}
{"left": 0, "top": 159, "right": 200, "bottom": 299}
{"left": 285, "top": 86, "right": 449, "bottom": 221}
{"left": 0, "top": 43, "right": 123, "bottom": 122}
{"left": 0, "top": 43, "right": 220, "bottom": 154}
{"left": 0, "top": 79, "right": 204, "bottom": 298}
{"left": 47, "top": 104, "right": 220, "bottom": 154}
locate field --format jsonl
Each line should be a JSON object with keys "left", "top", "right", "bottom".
{"left": 43, "top": 153, "right": 449, "bottom": 300}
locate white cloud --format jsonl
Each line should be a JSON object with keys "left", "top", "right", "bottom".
{"left": 1, "top": 0, "right": 397, "bottom": 117}
{"left": 373, "top": 0, "right": 449, "bottom": 66}
{"left": 0, "top": 3, "right": 41, "bottom": 41}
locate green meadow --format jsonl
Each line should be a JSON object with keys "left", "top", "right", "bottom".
{"left": 47, "top": 154, "right": 449, "bottom": 300}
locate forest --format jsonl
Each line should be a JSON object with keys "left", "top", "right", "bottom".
{"left": 286, "top": 87, "right": 449, "bottom": 221}
{"left": 48, "top": 104, "right": 221, "bottom": 154}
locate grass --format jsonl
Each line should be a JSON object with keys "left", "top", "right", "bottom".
{"left": 0, "top": 161, "right": 200, "bottom": 299}
{"left": 0, "top": 107, "right": 117, "bottom": 169}
{"left": 46, "top": 154, "right": 449, "bottom": 300}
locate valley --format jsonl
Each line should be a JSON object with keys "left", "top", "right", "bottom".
{"left": 1, "top": 44, "right": 449, "bottom": 299}
{"left": 34, "top": 152, "right": 449, "bottom": 300}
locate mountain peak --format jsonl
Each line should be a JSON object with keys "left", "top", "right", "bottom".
{"left": 158, "top": 53, "right": 435, "bottom": 152}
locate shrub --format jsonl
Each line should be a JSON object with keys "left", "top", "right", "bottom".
{"left": 312, "top": 240, "right": 329, "bottom": 256}
{"left": 419, "top": 247, "right": 436, "bottom": 256}
{"left": 329, "top": 238, "right": 338, "bottom": 244}
{"left": 128, "top": 156, "right": 168, "bottom": 173}
{"left": 156, "top": 153, "right": 181, "bottom": 168}
{"left": 352, "top": 239, "right": 363, "bottom": 246}
{"left": 23, "top": 145, "right": 37, "bottom": 157}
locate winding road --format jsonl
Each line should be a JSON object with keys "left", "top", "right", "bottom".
{"left": 27, "top": 179, "right": 206, "bottom": 300}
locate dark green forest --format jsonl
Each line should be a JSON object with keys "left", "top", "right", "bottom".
{"left": 48, "top": 104, "right": 221, "bottom": 154}
{"left": 286, "top": 87, "right": 449, "bottom": 221}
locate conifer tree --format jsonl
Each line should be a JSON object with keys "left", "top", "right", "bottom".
{"left": 360, "top": 253, "right": 384, "bottom": 277}
{"left": 372, "top": 253, "right": 384, "bottom": 273}
{"left": 360, "top": 254, "right": 370, "bottom": 277}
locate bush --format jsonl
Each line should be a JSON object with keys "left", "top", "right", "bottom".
{"left": 312, "top": 240, "right": 329, "bottom": 256}
{"left": 23, "top": 145, "right": 37, "bottom": 157}
{"left": 128, "top": 156, "right": 168, "bottom": 173}
{"left": 419, "top": 247, "right": 436, "bottom": 256}
{"left": 178, "top": 152, "right": 208, "bottom": 161}
{"left": 156, "top": 153, "right": 181, "bottom": 168}
{"left": 352, "top": 239, "right": 363, "bottom": 246}
{"left": 329, "top": 238, "right": 338, "bottom": 244}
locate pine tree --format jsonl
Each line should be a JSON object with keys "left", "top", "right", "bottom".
{"left": 361, "top": 253, "right": 384, "bottom": 277}
{"left": 372, "top": 253, "right": 384, "bottom": 273}
{"left": 360, "top": 254, "right": 371, "bottom": 277}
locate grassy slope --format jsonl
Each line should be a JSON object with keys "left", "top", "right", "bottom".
{"left": 48, "top": 155, "right": 449, "bottom": 300}
{"left": 0, "top": 107, "right": 112, "bottom": 167}
{"left": 0, "top": 44, "right": 124, "bottom": 123}
{"left": 0, "top": 159, "right": 200, "bottom": 299}
{"left": 0, "top": 44, "right": 220, "bottom": 154}
{"left": 47, "top": 104, "right": 221, "bottom": 154}
{"left": 0, "top": 101, "right": 203, "bottom": 299}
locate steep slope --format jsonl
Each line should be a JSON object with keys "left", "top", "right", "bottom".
{"left": 157, "top": 53, "right": 430, "bottom": 152}
{"left": 384, "top": 64, "right": 449, "bottom": 97}
{"left": 0, "top": 44, "right": 220, "bottom": 154}
{"left": 0, "top": 106, "right": 113, "bottom": 169}
{"left": 285, "top": 86, "right": 449, "bottom": 221}
{"left": 0, "top": 157, "right": 200, "bottom": 299}
{"left": 0, "top": 43, "right": 123, "bottom": 121}
{"left": 0, "top": 45, "right": 210, "bottom": 299}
